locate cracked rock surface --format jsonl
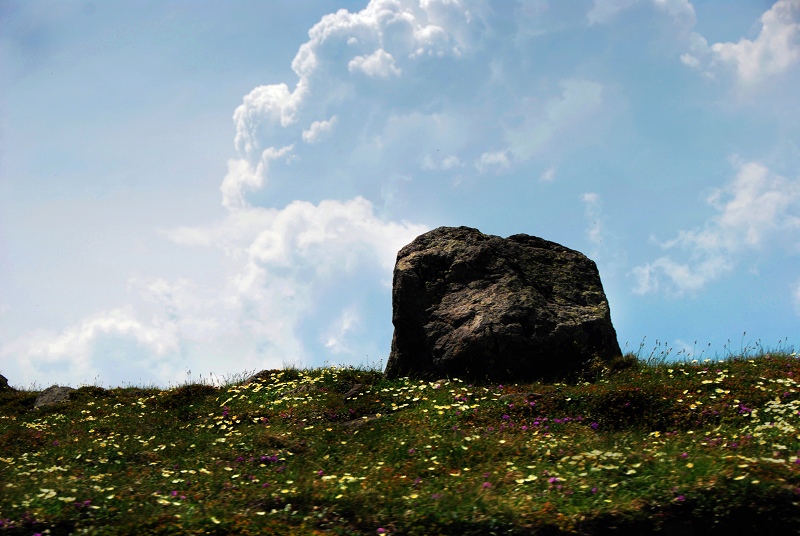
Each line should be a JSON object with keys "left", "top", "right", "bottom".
{"left": 384, "top": 226, "right": 621, "bottom": 384}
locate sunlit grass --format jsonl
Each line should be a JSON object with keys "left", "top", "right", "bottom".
{"left": 2, "top": 344, "right": 800, "bottom": 534}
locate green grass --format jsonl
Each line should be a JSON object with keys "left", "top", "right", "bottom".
{"left": 3, "top": 348, "right": 800, "bottom": 535}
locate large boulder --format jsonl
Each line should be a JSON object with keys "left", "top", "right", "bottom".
{"left": 384, "top": 226, "right": 621, "bottom": 383}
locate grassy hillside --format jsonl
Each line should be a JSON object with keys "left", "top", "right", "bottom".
{"left": 2, "top": 349, "right": 800, "bottom": 535}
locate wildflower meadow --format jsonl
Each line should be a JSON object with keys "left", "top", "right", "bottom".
{"left": 2, "top": 344, "right": 800, "bottom": 534}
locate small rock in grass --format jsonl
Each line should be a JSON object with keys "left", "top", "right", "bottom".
{"left": 34, "top": 385, "right": 76, "bottom": 409}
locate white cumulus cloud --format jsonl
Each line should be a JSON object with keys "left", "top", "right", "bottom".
{"left": 348, "top": 48, "right": 402, "bottom": 78}
{"left": 679, "top": 0, "right": 800, "bottom": 84}
{"left": 165, "top": 196, "right": 428, "bottom": 372}
{"left": 302, "top": 115, "right": 338, "bottom": 144}
{"left": 220, "top": 146, "right": 294, "bottom": 210}
{"left": 710, "top": 0, "right": 800, "bottom": 84}
{"left": 233, "top": 84, "right": 305, "bottom": 160}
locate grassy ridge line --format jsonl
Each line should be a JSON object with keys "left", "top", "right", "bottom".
{"left": 2, "top": 352, "right": 800, "bottom": 535}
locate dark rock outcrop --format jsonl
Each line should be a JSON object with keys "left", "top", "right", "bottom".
{"left": 0, "top": 374, "right": 11, "bottom": 391}
{"left": 384, "top": 226, "right": 621, "bottom": 383}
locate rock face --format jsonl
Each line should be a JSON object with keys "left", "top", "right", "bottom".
{"left": 384, "top": 226, "right": 621, "bottom": 383}
{"left": 0, "top": 374, "right": 10, "bottom": 391}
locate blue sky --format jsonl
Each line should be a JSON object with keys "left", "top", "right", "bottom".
{"left": 2, "top": 0, "right": 799, "bottom": 389}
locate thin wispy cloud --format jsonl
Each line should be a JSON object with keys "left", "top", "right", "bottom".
{"left": 632, "top": 161, "right": 800, "bottom": 295}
